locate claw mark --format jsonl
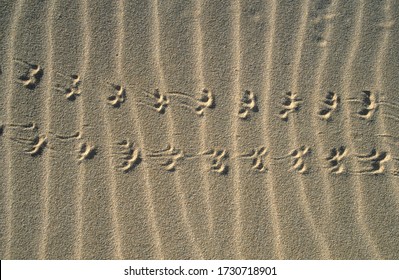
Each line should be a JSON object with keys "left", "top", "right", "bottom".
{"left": 78, "top": 142, "right": 96, "bottom": 162}
{"left": 54, "top": 73, "right": 81, "bottom": 100}
{"left": 279, "top": 91, "right": 303, "bottom": 121}
{"left": 136, "top": 88, "right": 169, "bottom": 114}
{"left": 238, "top": 90, "right": 258, "bottom": 119}
{"left": 0, "top": 124, "right": 4, "bottom": 136}
{"left": 167, "top": 88, "right": 215, "bottom": 116}
{"left": 201, "top": 149, "right": 229, "bottom": 174}
{"left": 353, "top": 148, "right": 390, "bottom": 174}
{"left": 112, "top": 140, "right": 141, "bottom": 172}
{"left": 11, "top": 134, "right": 48, "bottom": 156}
{"left": 318, "top": 91, "right": 340, "bottom": 120}
{"left": 325, "top": 146, "right": 347, "bottom": 174}
{"left": 238, "top": 146, "right": 268, "bottom": 172}
{"left": 144, "top": 144, "right": 184, "bottom": 171}
{"left": 14, "top": 59, "right": 43, "bottom": 90}
{"left": 107, "top": 84, "right": 126, "bottom": 107}
{"left": 274, "top": 146, "right": 311, "bottom": 174}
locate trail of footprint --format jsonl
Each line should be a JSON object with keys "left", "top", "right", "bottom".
{"left": 167, "top": 88, "right": 215, "bottom": 116}
{"left": 136, "top": 88, "right": 169, "bottom": 114}
{"left": 318, "top": 91, "right": 340, "bottom": 121}
{"left": 143, "top": 144, "right": 185, "bottom": 172}
{"left": 324, "top": 146, "right": 348, "bottom": 174}
{"left": 237, "top": 146, "right": 268, "bottom": 172}
{"left": 107, "top": 83, "right": 126, "bottom": 108}
{"left": 112, "top": 140, "right": 142, "bottom": 173}
{"left": 77, "top": 142, "right": 96, "bottom": 162}
{"left": 14, "top": 59, "right": 44, "bottom": 90}
{"left": 279, "top": 91, "right": 303, "bottom": 121}
{"left": 273, "top": 146, "right": 311, "bottom": 174}
{"left": 238, "top": 90, "right": 258, "bottom": 119}
{"left": 54, "top": 73, "right": 81, "bottom": 101}
{"left": 352, "top": 148, "right": 391, "bottom": 175}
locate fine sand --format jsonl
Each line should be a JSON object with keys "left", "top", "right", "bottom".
{"left": 0, "top": 0, "right": 399, "bottom": 259}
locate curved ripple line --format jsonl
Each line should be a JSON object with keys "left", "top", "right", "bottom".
{"left": 151, "top": 0, "right": 204, "bottom": 259}
{"left": 4, "top": 0, "right": 25, "bottom": 259}
{"left": 340, "top": 0, "right": 381, "bottom": 258}
{"left": 289, "top": 0, "right": 331, "bottom": 258}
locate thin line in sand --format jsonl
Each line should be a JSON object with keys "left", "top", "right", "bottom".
{"left": 116, "top": 0, "right": 164, "bottom": 259}
{"left": 341, "top": 0, "right": 381, "bottom": 258}
{"left": 262, "top": 0, "right": 284, "bottom": 259}
{"left": 374, "top": 0, "right": 399, "bottom": 204}
{"left": 310, "top": 0, "right": 340, "bottom": 229}
{"left": 192, "top": 0, "right": 215, "bottom": 239}
{"left": 4, "top": 0, "right": 24, "bottom": 259}
{"left": 231, "top": 0, "right": 244, "bottom": 259}
{"left": 38, "top": 0, "right": 55, "bottom": 259}
{"left": 289, "top": 0, "right": 331, "bottom": 258}
{"left": 151, "top": 0, "right": 204, "bottom": 259}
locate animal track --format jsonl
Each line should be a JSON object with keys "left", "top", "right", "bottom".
{"left": 137, "top": 88, "right": 169, "bottom": 114}
{"left": 346, "top": 90, "right": 379, "bottom": 120}
{"left": 8, "top": 55, "right": 399, "bottom": 179}
{"left": 319, "top": 91, "right": 340, "bottom": 120}
{"left": 167, "top": 88, "right": 215, "bottom": 116}
{"left": 107, "top": 84, "right": 126, "bottom": 107}
{"left": 346, "top": 90, "right": 399, "bottom": 122}
{"left": 354, "top": 148, "right": 390, "bottom": 174}
{"left": 78, "top": 142, "right": 97, "bottom": 162}
{"left": 55, "top": 73, "right": 81, "bottom": 100}
{"left": 112, "top": 140, "right": 141, "bottom": 172}
{"left": 279, "top": 91, "right": 303, "bottom": 121}
{"left": 238, "top": 146, "right": 268, "bottom": 172}
{"left": 274, "top": 146, "right": 311, "bottom": 174}
{"left": 325, "top": 146, "right": 347, "bottom": 174}
{"left": 11, "top": 134, "right": 48, "bottom": 156}
{"left": 14, "top": 59, "right": 43, "bottom": 90}
{"left": 201, "top": 149, "right": 229, "bottom": 174}
{"left": 144, "top": 144, "right": 184, "bottom": 171}
{"left": 238, "top": 90, "right": 258, "bottom": 119}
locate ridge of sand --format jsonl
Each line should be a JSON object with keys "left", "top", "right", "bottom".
{"left": 341, "top": 0, "right": 380, "bottom": 258}
{"left": 288, "top": 0, "right": 331, "bottom": 258}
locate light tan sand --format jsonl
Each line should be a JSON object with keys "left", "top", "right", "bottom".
{"left": 0, "top": 0, "right": 399, "bottom": 259}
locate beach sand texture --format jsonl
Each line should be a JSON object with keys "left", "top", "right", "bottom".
{"left": 1, "top": 0, "right": 399, "bottom": 259}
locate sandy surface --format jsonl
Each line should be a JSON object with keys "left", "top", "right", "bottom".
{"left": 0, "top": 0, "right": 399, "bottom": 259}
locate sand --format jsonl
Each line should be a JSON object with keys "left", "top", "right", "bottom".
{"left": 0, "top": 0, "right": 399, "bottom": 260}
